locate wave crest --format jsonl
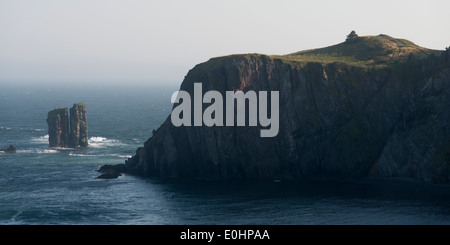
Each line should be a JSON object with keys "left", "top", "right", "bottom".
{"left": 28, "top": 135, "right": 125, "bottom": 149}
{"left": 69, "top": 153, "right": 132, "bottom": 158}
{"left": 31, "top": 135, "right": 49, "bottom": 144}
{"left": 88, "top": 136, "right": 124, "bottom": 148}
{"left": 17, "top": 149, "right": 59, "bottom": 154}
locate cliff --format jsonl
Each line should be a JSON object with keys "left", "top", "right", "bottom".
{"left": 122, "top": 34, "right": 450, "bottom": 183}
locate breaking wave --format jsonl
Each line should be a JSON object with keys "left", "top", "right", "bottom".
{"left": 88, "top": 137, "right": 125, "bottom": 148}
{"left": 30, "top": 135, "right": 124, "bottom": 148}
{"left": 17, "top": 149, "right": 59, "bottom": 154}
{"left": 31, "top": 135, "right": 49, "bottom": 144}
{"left": 69, "top": 153, "right": 132, "bottom": 158}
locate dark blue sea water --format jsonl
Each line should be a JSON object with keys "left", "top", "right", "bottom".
{"left": 1, "top": 83, "right": 450, "bottom": 225}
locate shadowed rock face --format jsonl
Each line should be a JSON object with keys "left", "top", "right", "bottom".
{"left": 96, "top": 164, "right": 125, "bottom": 179}
{"left": 69, "top": 103, "right": 88, "bottom": 148}
{"left": 121, "top": 44, "right": 450, "bottom": 183}
{"left": 47, "top": 108, "right": 69, "bottom": 148}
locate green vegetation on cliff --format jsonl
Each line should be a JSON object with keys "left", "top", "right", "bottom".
{"left": 202, "top": 33, "right": 443, "bottom": 71}
{"left": 275, "top": 33, "right": 442, "bottom": 67}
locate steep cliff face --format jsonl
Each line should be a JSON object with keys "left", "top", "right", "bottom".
{"left": 123, "top": 35, "right": 450, "bottom": 183}
{"left": 370, "top": 67, "right": 450, "bottom": 182}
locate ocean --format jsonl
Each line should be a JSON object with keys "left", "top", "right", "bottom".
{"left": 1, "top": 83, "right": 450, "bottom": 225}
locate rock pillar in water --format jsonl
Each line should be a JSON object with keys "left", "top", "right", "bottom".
{"left": 47, "top": 108, "right": 69, "bottom": 147}
{"left": 69, "top": 103, "right": 88, "bottom": 148}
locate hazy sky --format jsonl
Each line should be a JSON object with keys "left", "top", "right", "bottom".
{"left": 1, "top": 0, "right": 449, "bottom": 85}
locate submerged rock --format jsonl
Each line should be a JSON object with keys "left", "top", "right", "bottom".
{"left": 1, "top": 145, "right": 17, "bottom": 153}
{"left": 98, "top": 164, "right": 125, "bottom": 174}
{"left": 96, "top": 164, "right": 124, "bottom": 179}
{"left": 97, "top": 171, "right": 122, "bottom": 179}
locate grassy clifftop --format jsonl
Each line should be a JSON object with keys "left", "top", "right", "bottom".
{"left": 203, "top": 34, "right": 443, "bottom": 70}
{"left": 273, "top": 34, "right": 442, "bottom": 67}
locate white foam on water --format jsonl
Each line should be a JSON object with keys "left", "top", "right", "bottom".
{"left": 40, "top": 149, "right": 59, "bottom": 154}
{"left": 69, "top": 152, "right": 132, "bottom": 158}
{"left": 17, "top": 149, "right": 59, "bottom": 154}
{"left": 88, "top": 136, "right": 125, "bottom": 148}
{"left": 30, "top": 135, "right": 125, "bottom": 148}
{"left": 31, "top": 135, "right": 49, "bottom": 144}
{"left": 69, "top": 153, "right": 96, "bottom": 157}
{"left": 117, "top": 154, "right": 133, "bottom": 158}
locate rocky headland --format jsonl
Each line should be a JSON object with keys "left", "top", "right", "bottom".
{"left": 107, "top": 34, "right": 450, "bottom": 183}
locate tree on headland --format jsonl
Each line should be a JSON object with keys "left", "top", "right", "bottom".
{"left": 346, "top": 30, "right": 359, "bottom": 43}
{"left": 444, "top": 46, "right": 450, "bottom": 62}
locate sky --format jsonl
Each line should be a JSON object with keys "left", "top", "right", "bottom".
{"left": 1, "top": 0, "right": 449, "bottom": 86}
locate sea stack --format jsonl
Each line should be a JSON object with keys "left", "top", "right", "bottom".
{"left": 69, "top": 103, "right": 88, "bottom": 148}
{"left": 47, "top": 103, "right": 88, "bottom": 148}
{"left": 47, "top": 108, "right": 69, "bottom": 148}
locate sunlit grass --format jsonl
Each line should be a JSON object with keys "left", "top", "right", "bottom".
{"left": 271, "top": 34, "right": 442, "bottom": 68}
